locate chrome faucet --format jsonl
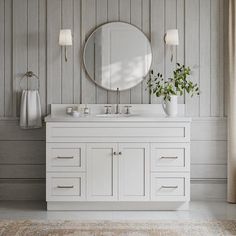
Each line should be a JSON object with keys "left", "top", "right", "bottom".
{"left": 115, "top": 88, "right": 120, "bottom": 114}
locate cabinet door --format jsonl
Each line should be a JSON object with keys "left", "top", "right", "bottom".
{"left": 87, "top": 143, "right": 118, "bottom": 201}
{"left": 118, "top": 143, "right": 149, "bottom": 201}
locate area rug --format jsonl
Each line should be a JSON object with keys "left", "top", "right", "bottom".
{"left": 0, "top": 220, "right": 236, "bottom": 236}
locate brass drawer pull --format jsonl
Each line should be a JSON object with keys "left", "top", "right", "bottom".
{"left": 56, "top": 156, "right": 74, "bottom": 159}
{"left": 57, "top": 185, "right": 74, "bottom": 189}
{"left": 160, "top": 156, "right": 178, "bottom": 159}
{"left": 161, "top": 185, "right": 178, "bottom": 189}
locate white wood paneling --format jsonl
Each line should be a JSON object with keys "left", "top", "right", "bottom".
{"left": 176, "top": 0, "right": 185, "bottom": 82}
{"left": 165, "top": 0, "right": 177, "bottom": 80}
{"left": 47, "top": 0, "right": 62, "bottom": 106}
{"left": 150, "top": 0, "right": 165, "bottom": 104}
{"left": 0, "top": 0, "right": 226, "bottom": 111}
{"left": 130, "top": 0, "right": 142, "bottom": 104}
{"left": 219, "top": 0, "right": 224, "bottom": 117}
{"left": 0, "top": 120, "right": 45, "bottom": 141}
{"left": 39, "top": 0, "right": 47, "bottom": 115}
{"left": 224, "top": 0, "right": 229, "bottom": 117}
{"left": 0, "top": 141, "right": 45, "bottom": 164}
{"left": 142, "top": 0, "right": 151, "bottom": 104}
{"left": 13, "top": 0, "right": 28, "bottom": 117}
{"left": 28, "top": 0, "right": 39, "bottom": 90}
{"left": 107, "top": 0, "right": 119, "bottom": 104}
{"left": 4, "top": 0, "right": 13, "bottom": 117}
{"left": 0, "top": 0, "right": 5, "bottom": 117}
{"left": 191, "top": 179, "right": 227, "bottom": 201}
{"left": 73, "top": 0, "right": 81, "bottom": 104}
{"left": 0, "top": 179, "right": 45, "bottom": 200}
{"left": 95, "top": 0, "right": 108, "bottom": 104}
{"left": 211, "top": 0, "right": 221, "bottom": 117}
{"left": 61, "top": 0, "right": 74, "bottom": 104}
{"left": 191, "top": 118, "right": 227, "bottom": 141}
{"left": 185, "top": 0, "right": 200, "bottom": 116}
{"left": 176, "top": 0, "right": 185, "bottom": 104}
{"left": 199, "top": 0, "right": 211, "bottom": 116}
{"left": 191, "top": 141, "right": 227, "bottom": 164}
{"left": 0, "top": 165, "right": 45, "bottom": 179}
{"left": 119, "top": 0, "right": 131, "bottom": 104}
{"left": 191, "top": 164, "right": 227, "bottom": 179}
{"left": 81, "top": 0, "right": 96, "bottom": 104}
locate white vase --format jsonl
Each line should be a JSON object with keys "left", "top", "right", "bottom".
{"left": 162, "top": 95, "right": 178, "bottom": 117}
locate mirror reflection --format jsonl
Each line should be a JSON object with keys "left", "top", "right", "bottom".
{"left": 83, "top": 22, "right": 152, "bottom": 91}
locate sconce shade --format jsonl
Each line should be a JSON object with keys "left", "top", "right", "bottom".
{"left": 59, "top": 29, "right": 72, "bottom": 46}
{"left": 165, "top": 29, "right": 179, "bottom": 45}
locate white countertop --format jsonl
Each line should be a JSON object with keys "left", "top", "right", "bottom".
{"left": 44, "top": 114, "right": 191, "bottom": 123}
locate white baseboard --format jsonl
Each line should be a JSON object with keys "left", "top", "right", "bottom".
{"left": 47, "top": 201, "right": 189, "bottom": 211}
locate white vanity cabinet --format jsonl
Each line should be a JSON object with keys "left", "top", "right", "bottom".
{"left": 45, "top": 116, "right": 191, "bottom": 210}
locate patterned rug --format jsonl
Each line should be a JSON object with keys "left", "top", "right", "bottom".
{"left": 0, "top": 220, "right": 236, "bottom": 236}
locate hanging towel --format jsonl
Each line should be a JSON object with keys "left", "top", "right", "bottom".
{"left": 20, "top": 90, "right": 42, "bottom": 129}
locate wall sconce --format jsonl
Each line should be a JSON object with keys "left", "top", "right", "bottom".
{"left": 59, "top": 29, "right": 72, "bottom": 62}
{"left": 164, "top": 29, "right": 179, "bottom": 62}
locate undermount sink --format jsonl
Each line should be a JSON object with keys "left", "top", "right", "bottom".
{"left": 95, "top": 113, "right": 136, "bottom": 118}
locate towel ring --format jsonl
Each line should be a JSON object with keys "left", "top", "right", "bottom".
{"left": 19, "top": 71, "right": 40, "bottom": 91}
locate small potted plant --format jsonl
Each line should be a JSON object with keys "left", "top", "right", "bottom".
{"left": 147, "top": 63, "right": 200, "bottom": 117}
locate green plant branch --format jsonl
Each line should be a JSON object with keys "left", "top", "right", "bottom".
{"left": 147, "top": 63, "right": 200, "bottom": 101}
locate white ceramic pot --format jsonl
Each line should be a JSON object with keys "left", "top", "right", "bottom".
{"left": 162, "top": 95, "right": 178, "bottom": 117}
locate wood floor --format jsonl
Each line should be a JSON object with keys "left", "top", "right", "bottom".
{"left": 0, "top": 201, "right": 235, "bottom": 221}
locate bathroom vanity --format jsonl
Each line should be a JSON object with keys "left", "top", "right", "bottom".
{"left": 45, "top": 104, "right": 191, "bottom": 210}
{"left": 45, "top": 22, "right": 191, "bottom": 210}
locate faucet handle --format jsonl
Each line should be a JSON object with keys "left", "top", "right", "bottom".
{"left": 124, "top": 105, "right": 132, "bottom": 115}
{"left": 104, "top": 105, "right": 112, "bottom": 114}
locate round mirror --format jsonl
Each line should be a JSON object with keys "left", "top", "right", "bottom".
{"left": 83, "top": 22, "right": 152, "bottom": 91}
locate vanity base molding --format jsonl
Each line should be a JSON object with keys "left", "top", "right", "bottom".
{"left": 47, "top": 202, "right": 189, "bottom": 211}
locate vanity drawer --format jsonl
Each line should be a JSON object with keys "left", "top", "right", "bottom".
{"left": 151, "top": 143, "right": 190, "bottom": 172}
{"left": 47, "top": 173, "right": 85, "bottom": 201}
{"left": 151, "top": 173, "right": 190, "bottom": 201}
{"left": 46, "top": 143, "right": 85, "bottom": 171}
{"left": 46, "top": 122, "right": 190, "bottom": 142}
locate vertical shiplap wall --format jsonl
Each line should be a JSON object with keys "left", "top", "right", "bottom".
{"left": 12, "top": 0, "right": 47, "bottom": 116}
{"left": 0, "top": 0, "right": 227, "bottom": 117}
{"left": 0, "top": 0, "right": 228, "bottom": 200}
{"left": 0, "top": 0, "right": 12, "bottom": 117}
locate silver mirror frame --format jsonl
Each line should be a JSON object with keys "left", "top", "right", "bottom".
{"left": 82, "top": 21, "right": 153, "bottom": 92}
